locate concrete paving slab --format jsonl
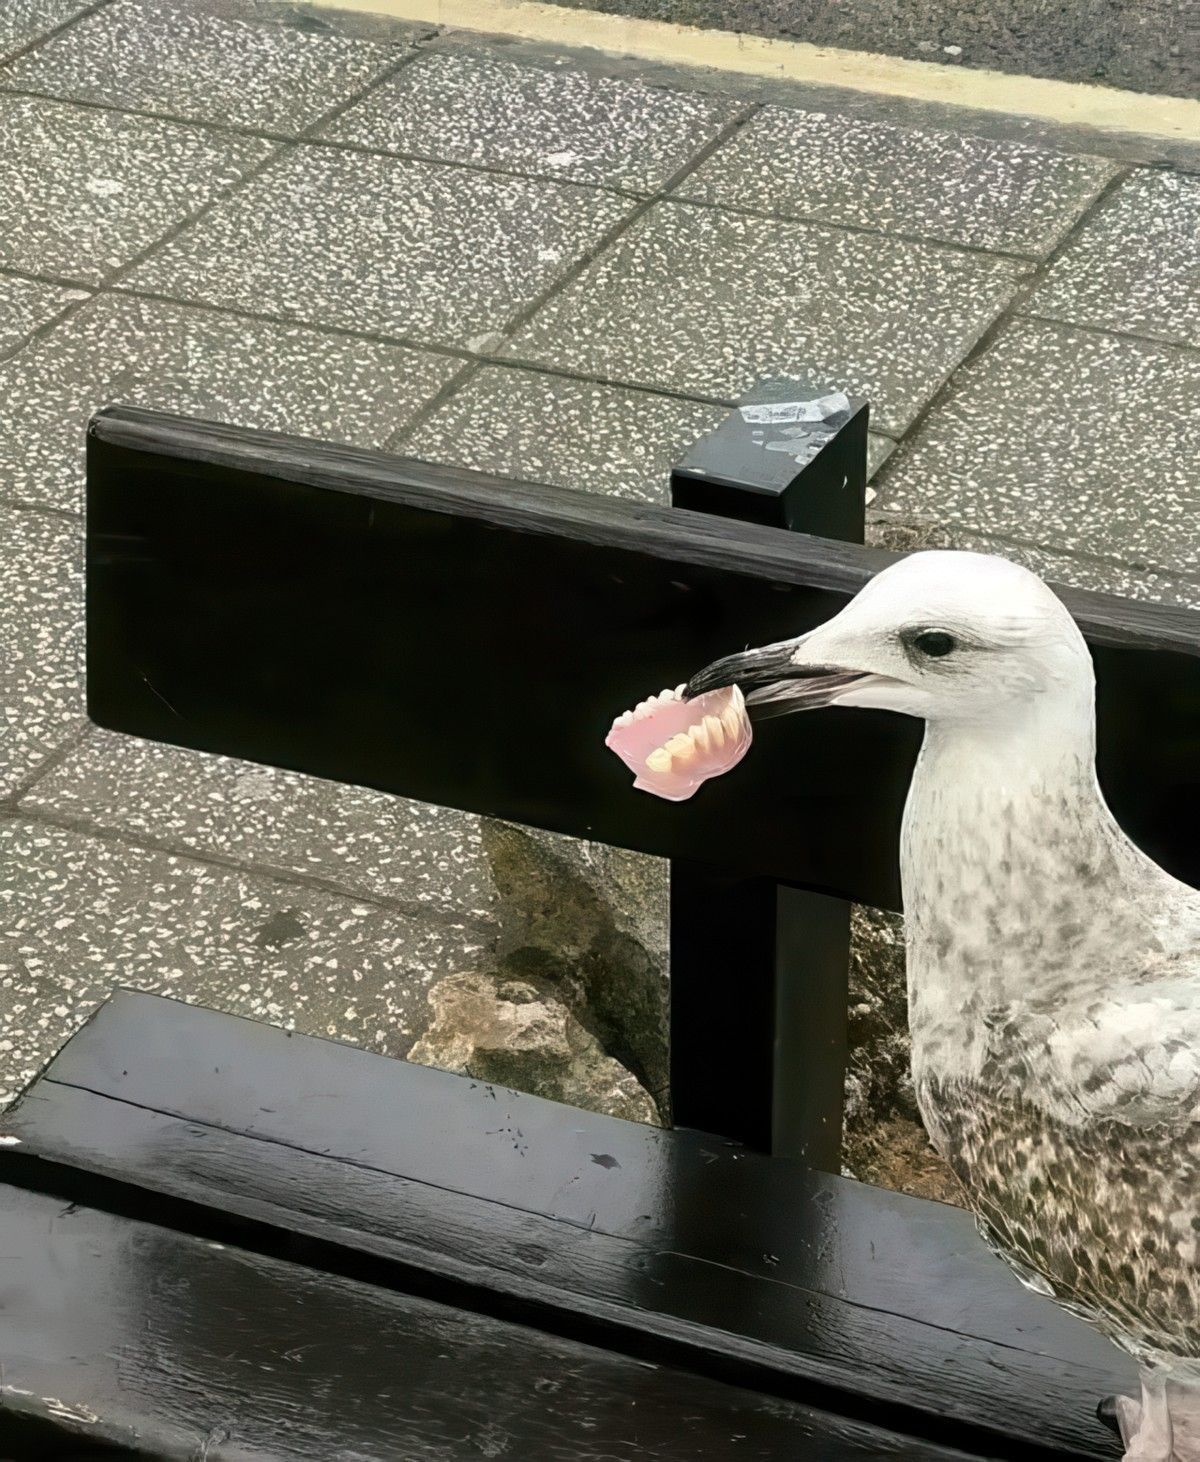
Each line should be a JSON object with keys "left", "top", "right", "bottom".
{"left": 401, "top": 364, "right": 892, "bottom": 502}
{"left": 0, "top": 94, "right": 274, "bottom": 285}
{"left": 21, "top": 731, "right": 497, "bottom": 921}
{"left": 322, "top": 46, "right": 742, "bottom": 191}
{"left": 0, "top": 817, "right": 491, "bottom": 1104}
{"left": 872, "top": 318, "right": 1200, "bottom": 577}
{"left": 0, "top": 293, "right": 458, "bottom": 512}
{"left": 0, "top": 510, "right": 84, "bottom": 801}
{"left": 0, "top": 272, "right": 87, "bottom": 354}
{"left": 1026, "top": 169, "right": 1200, "bottom": 349}
{"left": 868, "top": 517, "right": 1200, "bottom": 613}
{"left": 1, "top": 0, "right": 416, "bottom": 134}
{"left": 677, "top": 106, "right": 1117, "bottom": 255}
{"left": 125, "top": 145, "right": 635, "bottom": 346}
{"left": 0, "top": 0, "right": 94, "bottom": 63}
{"left": 504, "top": 199, "right": 1029, "bottom": 435}
{"left": 402, "top": 366, "right": 727, "bottom": 503}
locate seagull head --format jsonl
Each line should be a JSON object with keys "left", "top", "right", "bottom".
{"left": 685, "top": 550, "right": 1094, "bottom": 730}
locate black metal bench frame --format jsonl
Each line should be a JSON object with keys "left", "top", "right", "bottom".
{"left": 1, "top": 402, "right": 1196, "bottom": 1458}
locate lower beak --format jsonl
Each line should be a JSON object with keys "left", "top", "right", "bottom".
{"left": 684, "top": 636, "right": 869, "bottom": 719}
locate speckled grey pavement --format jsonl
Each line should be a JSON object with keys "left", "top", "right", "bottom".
{"left": 0, "top": 818, "right": 488, "bottom": 1104}
{"left": 322, "top": 46, "right": 743, "bottom": 191}
{"left": 675, "top": 108, "right": 1117, "bottom": 256}
{"left": 399, "top": 365, "right": 894, "bottom": 499}
{"left": 126, "top": 146, "right": 636, "bottom": 345}
{"left": 0, "top": 511, "right": 85, "bottom": 802}
{"left": 0, "top": 273, "right": 87, "bottom": 355}
{"left": 502, "top": 201, "right": 1030, "bottom": 435}
{"left": 874, "top": 319, "right": 1200, "bottom": 575}
{"left": 0, "top": 93, "right": 273, "bottom": 284}
{"left": 0, "top": 293, "right": 459, "bottom": 512}
{"left": 2, "top": 0, "right": 420, "bottom": 133}
{"left": 1025, "top": 171, "right": 1200, "bottom": 349}
{"left": 0, "top": 0, "right": 95, "bottom": 63}
{"left": 0, "top": 0, "right": 1196, "bottom": 1109}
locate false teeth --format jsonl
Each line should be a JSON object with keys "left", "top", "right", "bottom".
{"left": 605, "top": 682, "right": 752, "bottom": 802}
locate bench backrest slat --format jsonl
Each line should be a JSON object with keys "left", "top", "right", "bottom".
{"left": 86, "top": 407, "right": 1200, "bottom": 908}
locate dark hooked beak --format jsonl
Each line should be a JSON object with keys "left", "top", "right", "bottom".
{"left": 684, "top": 636, "right": 868, "bottom": 719}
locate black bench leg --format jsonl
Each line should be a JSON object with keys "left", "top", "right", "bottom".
{"left": 669, "top": 867, "right": 850, "bottom": 1166}
{"left": 668, "top": 379, "right": 867, "bottom": 1164}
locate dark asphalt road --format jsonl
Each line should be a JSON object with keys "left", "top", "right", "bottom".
{"left": 544, "top": 0, "right": 1198, "bottom": 100}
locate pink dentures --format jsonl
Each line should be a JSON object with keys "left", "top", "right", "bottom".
{"left": 605, "top": 683, "right": 752, "bottom": 802}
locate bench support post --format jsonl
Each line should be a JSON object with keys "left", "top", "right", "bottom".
{"left": 668, "top": 379, "right": 867, "bottom": 1166}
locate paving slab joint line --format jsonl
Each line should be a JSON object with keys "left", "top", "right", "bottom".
{"left": 662, "top": 192, "right": 1045, "bottom": 266}
{"left": 0, "top": 726, "right": 92, "bottom": 813}
{"left": 0, "top": 0, "right": 116, "bottom": 68}
{"left": 0, "top": 78, "right": 665, "bottom": 203}
{"left": 0, "top": 801, "right": 502, "bottom": 936}
{"left": 385, "top": 103, "right": 762, "bottom": 448}
{"left": 0, "top": 291, "right": 92, "bottom": 370}
{"left": 1013, "top": 310, "right": 1200, "bottom": 360}
{"left": 79, "top": 32, "right": 436, "bottom": 304}
{"left": 489, "top": 100, "right": 763, "bottom": 353}
{"left": 93, "top": 282, "right": 742, "bottom": 413}
{"left": 1, "top": 500, "right": 82, "bottom": 524}
{"left": 869, "top": 162, "right": 1136, "bottom": 495}
{"left": 868, "top": 511, "right": 1200, "bottom": 596}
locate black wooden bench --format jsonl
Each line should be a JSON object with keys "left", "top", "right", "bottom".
{"left": 2, "top": 400, "right": 1197, "bottom": 1458}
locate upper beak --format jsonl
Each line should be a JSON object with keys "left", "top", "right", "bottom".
{"left": 684, "top": 634, "right": 869, "bottom": 719}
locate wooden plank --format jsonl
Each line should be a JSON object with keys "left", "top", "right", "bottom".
{"left": 0, "top": 1183, "right": 990, "bottom": 1462}
{"left": 85, "top": 408, "right": 1200, "bottom": 906}
{"left": 2, "top": 993, "right": 1130, "bottom": 1459}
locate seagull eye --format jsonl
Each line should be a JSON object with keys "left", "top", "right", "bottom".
{"left": 912, "top": 630, "right": 957, "bottom": 658}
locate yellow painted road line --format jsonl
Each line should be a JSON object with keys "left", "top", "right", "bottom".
{"left": 313, "top": 0, "right": 1200, "bottom": 143}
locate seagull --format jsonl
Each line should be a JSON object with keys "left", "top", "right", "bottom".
{"left": 678, "top": 550, "right": 1200, "bottom": 1461}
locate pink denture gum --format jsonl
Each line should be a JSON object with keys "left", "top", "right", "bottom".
{"left": 605, "top": 683, "right": 752, "bottom": 802}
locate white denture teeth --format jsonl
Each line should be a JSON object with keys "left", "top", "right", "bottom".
{"left": 704, "top": 714, "right": 725, "bottom": 748}
{"left": 645, "top": 747, "right": 673, "bottom": 774}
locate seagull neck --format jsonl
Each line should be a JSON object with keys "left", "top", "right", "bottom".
{"left": 913, "top": 698, "right": 1101, "bottom": 817}
{"left": 900, "top": 696, "right": 1127, "bottom": 1050}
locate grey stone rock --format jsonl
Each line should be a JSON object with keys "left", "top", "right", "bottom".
{"left": 844, "top": 905, "right": 961, "bottom": 1205}
{"left": 480, "top": 821, "right": 670, "bottom": 1116}
{"left": 845, "top": 905, "right": 914, "bottom": 1129}
{"left": 408, "top": 970, "right": 661, "bottom": 1126}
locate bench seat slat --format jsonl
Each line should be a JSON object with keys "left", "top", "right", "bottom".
{"left": 2, "top": 992, "right": 1129, "bottom": 1460}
